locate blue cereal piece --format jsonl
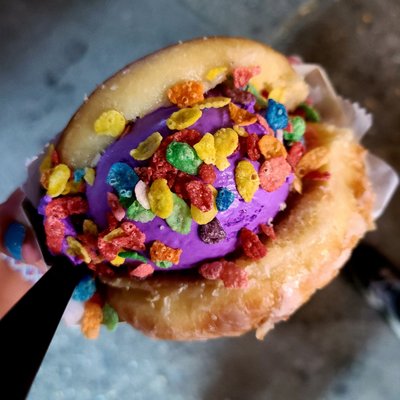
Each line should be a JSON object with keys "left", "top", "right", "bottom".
{"left": 4, "top": 222, "right": 26, "bottom": 260}
{"left": 106, "top": 162, "right": 139, "bottom": 198}
{"left": 216, "top": 188, "right": 235, "bottom": 211}
{"left": 72, "top": 275, "right": 96, "bottom": 302}
{"left": 73, "top": 168, "right": 85, "bottom": 183}
{"left": 265, "top": 99, "right": 288, "bottom": 131}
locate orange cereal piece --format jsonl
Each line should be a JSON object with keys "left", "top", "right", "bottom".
{"left": 258, "top": 135, "right": 287, "bottom": 159}
{"left": 167, "top": 80, "right": 204, "bottom": 108}
{"left": 150, "top": 240, "right": 182, "bottom": 265}
{"left": 228, "top": 103, "right": 257, "bottom": 126}
{"left": 81, "top": 301, "right": 103, "bottom": 339}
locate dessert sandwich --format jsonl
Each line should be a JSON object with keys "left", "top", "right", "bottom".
{"left": 32, "top": 37, "right": 386, "bottom": 340}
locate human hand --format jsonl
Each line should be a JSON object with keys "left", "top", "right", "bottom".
{"left": 0, "top": 189, "right": 45, "bottom": 317}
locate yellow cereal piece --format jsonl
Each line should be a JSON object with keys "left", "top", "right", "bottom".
{"left": 66, "top": 236, "right": 91, "bottom": 264}
{"left": 130, "top": 131, "right": 163, "bottom": 160}
{"left": 206, "top": 66, "right": 228, "bottom": 81}
{"left": 268, "top": 87, "right": 287, "bottom": 103}
{"left": 194, "top": 97, "right": 231, "bottom": 110}
{"left": 148, "top": 178, "right": 173, "bottom": 219}
{"left": 258, "top": 135, "right": 288, "bottom": 159}
{"left": 233, "top": 125, "right": 248, "bottom": 137}
{"left": 110, "top": 255, "right": 125, "bottom": 266}
{"left": 103, "top": 228, "right": 125, "bottom": 242}
{"left": 191, "top": 185, "right": 218, "bottom": 225}
{"left": 214, "top": 128, "right": 238, "bottom": 171}
{"left": 296, "top": 146, "right": 329, "bottom": 178}
{"left": 47, "top": 164, "right": 71, "bottom": 198}
{"left": 81, "top": 302, "right": 103, "bottom": 339}
{"left": 166, "top": 108, "right": 202, "bottom": 130}
{"left": 39, "top": 144, "right": 55, "bottom": 173}
{"left": 94, "top": 109, "right": 126, "bottom": 137}
{"left": 215, "top": 156, "right": 230, "bottom": 171}
{"left": 84, "top": 167, "right": 96, "bottom": 185}
{"left": 193, "top": 133, "right": 216, "bottom": 164}
{"left": 235, "top": 160, "right": 260, "bottom": 202}
{"left": 83, "top": 219, "right": 98, "bottom": 236}
{"left": 63, "top": 180, "right": 83, "bottom": 194}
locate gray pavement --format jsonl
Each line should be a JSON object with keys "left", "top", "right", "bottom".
{"left": 1, "top": 0, "right": 399, "bottom": 399}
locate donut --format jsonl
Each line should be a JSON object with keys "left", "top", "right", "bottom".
{"left": 39, "top": 37, "right": 374, "bottom": 340}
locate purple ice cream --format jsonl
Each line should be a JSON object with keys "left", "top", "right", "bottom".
{"left": 86, "top": 105, "right": 291, "bottom": 271}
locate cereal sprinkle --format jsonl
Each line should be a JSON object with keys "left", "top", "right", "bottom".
{"left": 167, "top": 80, "right": 204, "bottom": 108}
{"left": 166, "top": 108, "right": 202, "bottom": 130}
{"left": 150, "top": 240, "right": 182, "bottom": 265}
{"left": 94, "top": 109, "right": 126, "bottom": 137}
{"left": 235, "top": 160, "right": 260, "bottom": 202}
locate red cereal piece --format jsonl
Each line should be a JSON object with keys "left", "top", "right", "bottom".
{"left": 107, "top": 192, "right": 125, "bottom": 221}
{"left": 261, "top": 89, "right": 269, "bottom": 98}
{"left": 240, "top": 228, "right": 267, "bottom": 260}
{"left": 186, "top": 180, "right": 213, "bottom": 212}
{"left": 303, "top": 171, "right": 331, "bottom": 181}
{"left": 134, "top": 166, "right": 153, "bottom": 185}
{"left": 172, "top": 172, "right": 193, "bottom": 200}
{"left": 199, "top": 261, "right": 223, "bottom": 280}
{"left": 246, "top": 134, "right": 261, "bottom": 161}
{"left": 259, "top": 223, "right": 276, "bottom": 240}
{"left": 130, "top": 263, "right": 154, "bottom": 278}
{"left": 170, "top": 129, "right": 201, "bottom": 146}
{"left": 51, "top": 149, "right": 60, "bottom": 166}
{"left": 150, "top": 240, "right": 182, "bottom": 264}
{"left": 115, "top": 222, "right": 146, "bottom": 249}
{"left": 98, "top": 222, "right": 146, "bottom": 261}
{"left": 220, "top": 261, "right": 248, "bottom": 289}
{"left": 107, "top": 212, "right": 119, "bottom": 231}
{"left": 198, "top": 164, "right": 216, "bottom": 185}
{"left": 233, "top": 66, "right": 261, "bottom": 88}
{"left": 45, "top": 196, "right": 88, "bottom": 219}
{"left": 98, "top": 235, "right": 120, "bottom": 261}
{"left": 286, "top": 142, "right": 305, "bottom": 170}
{"left": 259, "top": 157, "right": 292, "bottom": 192}
{"left": 44, "top": 216, "right": 65, "bottom": 254}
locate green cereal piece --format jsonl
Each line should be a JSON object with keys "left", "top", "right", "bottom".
{"left": 118, "top": 251, "right": 148, "bottom": 263}
{"left": 166, "top": 141, "right": 202, "bottom": 175}
{"left": 102, "top": 303, "right": 119, "bottom": 331}
{"left": 284, "top": 116, "right": 306, "bottom": 142}
{"left": 126, "top": 200, "right": 155, "bottom": 222}
{"left": 299, "top": 103, "right": 321, "bottom": 122}
{"left": 166, "top": 194, "right": 192, "bottom": 234}
{"left": 155, "top": 260, "right": 173, "bottom": 269}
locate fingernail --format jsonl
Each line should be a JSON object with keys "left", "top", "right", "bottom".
{"left": 4, "top": 222, "right": 26, "bottom": 260}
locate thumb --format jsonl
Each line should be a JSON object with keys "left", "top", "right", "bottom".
{"left": 0, "top": 189, "right": 44, "bottom": 266}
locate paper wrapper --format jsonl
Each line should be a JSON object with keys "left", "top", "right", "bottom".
{"left": 294, "top": 63, "right": 399, "bottom": 219}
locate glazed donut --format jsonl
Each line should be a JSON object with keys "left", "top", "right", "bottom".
{"left": 41, "top": 37, "right": 374, "bottom": 340}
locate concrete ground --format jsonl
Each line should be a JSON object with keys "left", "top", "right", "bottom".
{"left": 0, "top": 0, "right": 399, "bottom": 399}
